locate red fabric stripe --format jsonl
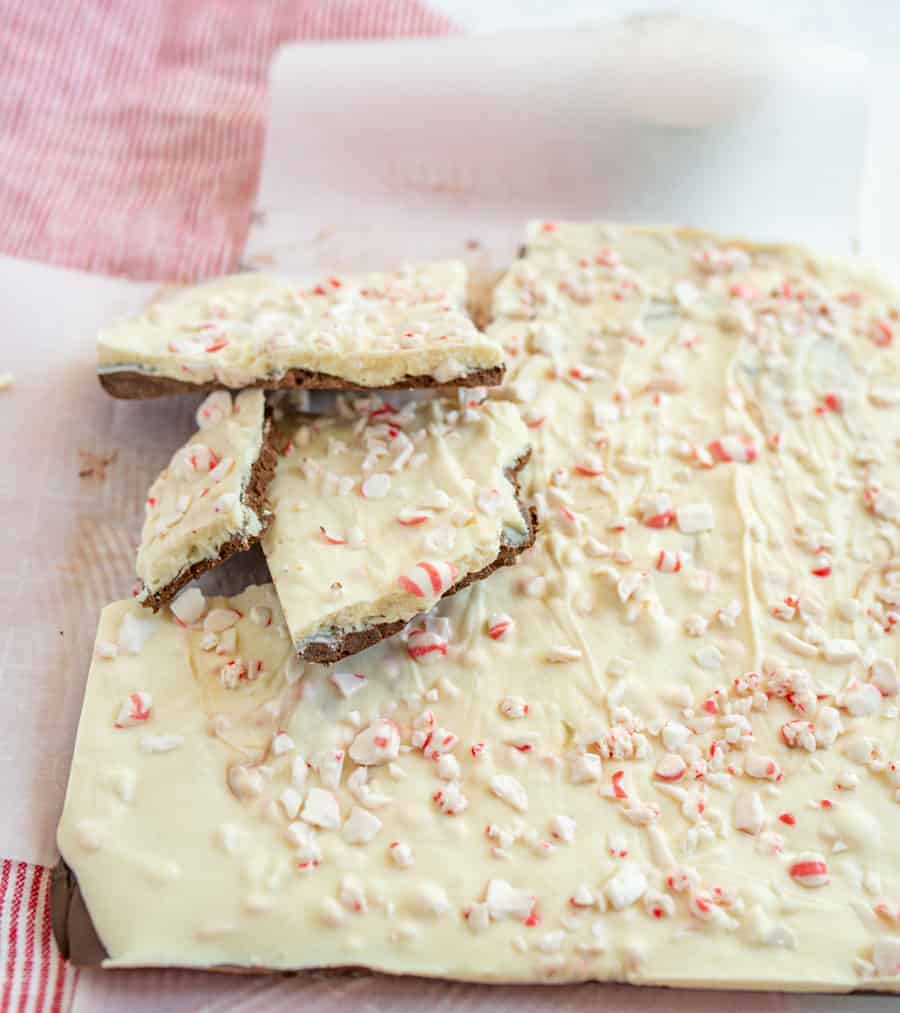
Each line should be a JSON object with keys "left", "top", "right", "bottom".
{"left": 33, "top": 869, "right": 53, "bottom": 1013}
{"left": 49, "top": 951, "right": 67, "bottom": 1013}
{"left": 15, "top": 867, "right": 41, "bottom": 1013}
{"left": 0, "top": 860, "right": 11, "bottom": 1005}
{"left": 2, "top": 862, "right": 27, "bottom": 1012}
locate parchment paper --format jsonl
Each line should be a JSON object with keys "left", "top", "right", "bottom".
{"left": 4, "top": 13, "right": 895, "bottom": 1011}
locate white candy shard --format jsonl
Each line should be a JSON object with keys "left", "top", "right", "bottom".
{"left": 871, "top": 658, "right": 900, "bottom": 697}
{"left": 389, "top": 841, "right": 414, "bottom": 868}
{"left": 485, "top": 879, "right": 535, "bottom": 922}
{"left": 490, "top": 774, "right": 529, "bottom": 812}
{"left": 117, "top": 612, "right": 160, "bottom": 655}
{"left": 342, "top": 806, "right": 382, "bottom": 845}
{"left": 279, "top": 787, "right": 303, "bottom": 820}
{"left": 331, "top": 671, "right": 367, "bottom": 698}
{"left": 432, "top": 782, "right": 469, "bottom": 815}
{"left": 569, "top": 752, "right": 603, "bottom": 783}
{"left": 196, "top": 390, "right": 232, "bottom": 429}
{"left": 417, "top": 882, "right": 450, "bottom": 916}
{"left": 301, "top": 788, "right": 341, "bottom": 829}
{"left": 349, "top": 719, "right": 401, "bottom": 765}
{"left": 339, "top": 875, "right": 367, "bottom": 913}
{"left": 744, "top": 755, "right": 782, "bottom": 781}
{"left": 605, "top": 863, "right": 648, "bottom": 910}
{"left": 271, "top": 732, "right": 295, "bottom": 756}
{"left": 499, "top": 696, "right": 528, "bottom": 719}
{"left": 734, "top": 792, "right": 765, "bottom": 835}
{"left": 312, "top": 750, "right": 345, "bottom": 790}
{"left": 844, "top": 683, "right": 882, "bottom": 717}
{"left": 549, "top": 814, "right": 576, "bottom": 843}
{"left": 170, "top": 587, "right": 207, "bottom": 625}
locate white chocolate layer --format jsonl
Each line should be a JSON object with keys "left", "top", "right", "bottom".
{"left": 60, "top": 224, "right": 900, "bottom": 990}
{"left": 262, "top": 398, "right": 531, "bottom": 650}
{"left": 136, "top": 389, "right": 266, "bottom": 599}
{"left": 97, "top": 262, "right": 503, "bottom": 389}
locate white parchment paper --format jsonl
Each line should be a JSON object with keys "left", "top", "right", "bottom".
{"left": 2, "top": 13, "right": 894, "bottom": 1011}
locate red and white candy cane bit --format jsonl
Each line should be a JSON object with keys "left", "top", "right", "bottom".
{"left": 407, "top": 628, "right": 449, "bottom": 662}
{"left": 186, "top": 446, "right": 219, "bottom": 473}
{"left": 398, "top": 560, "right": 458, "bottom": 598}
{"left": 874, "top": 901, "right": 900, "bottom": 923}
{"left": 195, "top": 390, "right": 232, "bottom": 429}
{"left": 424, "top": 729, "right": 459, "bottom": 761}
{"left": 788, "top": 855, "right": 829, "bottom": 887}
{"left": 781, "top": 720, "right": 815, "bottom": 750}
{"left": 115, "top": 691, "right": 152, "bottom": 728}
{"left": 319, "top": 526, "right": 346, "bottom": 545}
{"left": 870, "top": 318, "right": 895, "bottom": 347}
{"left": 655, "top": 549, "right": 684, "bottom": 573}
{"left": 567, "top": 364, "right": 595, "bottom": 381}
{"left": 815, "top": 392, "right": 842, "bottom": 414}
{"left": 348, "top": 718, "right": 401, "bottom": 766}
{"left": 655, "top": 754, "right": 687, "bottom": 782}
{"left": 574, "top": 453, "right": 604, "bottom": 477}
{"left": 744, "top": 754, "right": 783, "bottom": 781}
{"left": 330, "top": 671, "right": 367, "bottom": 698}
{"left": 728, "top": 282, "right": 760, "bottom": 300}
{"left": 397, "top": 508, "right": 429, "bottom": 527}
{"left": 643, "top": 510, "right": 675, "bottom": 529}
{"left": 204, "top": 336, "right": 229, "bottom": 354}
{"left": 594, "top": 246, "right": 620, "bottom": 268}
{"left": 611, "top": 769, "right": 628, "bottom": 799}
{"left": 487, "top": 613, "right": 514, "bottom": 640}
{"left": 708, "top": 434, "right": 758, "bottom": 464}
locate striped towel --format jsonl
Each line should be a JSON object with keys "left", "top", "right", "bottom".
{"left": 0, "top": 0, "right": 456, "bottom": 283}
{"left": 0, "top": 2, "right": 454, "bottom": 1010}
{"left": 1, "top": 862, "right": 78, "bottom": 1013}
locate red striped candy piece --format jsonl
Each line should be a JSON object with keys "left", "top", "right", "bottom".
{"left": 398, "top": 560, "right": 458, "bottom": 598}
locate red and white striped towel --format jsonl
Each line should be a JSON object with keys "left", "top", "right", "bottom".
{"left": 0, "top": 862, "right": 78, "bottom": 1013}
{"left": 0, "top": 2, "right": 455, "bottom": 1010}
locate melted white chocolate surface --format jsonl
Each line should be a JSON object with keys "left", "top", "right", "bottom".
{"left": 59, "top": 224, "right": 900, "bottom": 990}
{"left": 136, "top": 389, "right": 267, "bottom": 600}
{"left": 262, "top": 398, "right": 531, "bottom": 652}
{"left": 97, "top": 262, "right": 503, "bottom": 389}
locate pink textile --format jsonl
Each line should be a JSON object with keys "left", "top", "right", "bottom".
{"left": 0, "top": 861, "right": 78, "bottom": 1013}
{"left": 0, "top": 0, "right": 457, "bottom": 283}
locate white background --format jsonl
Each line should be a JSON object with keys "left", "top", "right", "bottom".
{"left": 429, "top": 0, "right": 900, "bottom": 260}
